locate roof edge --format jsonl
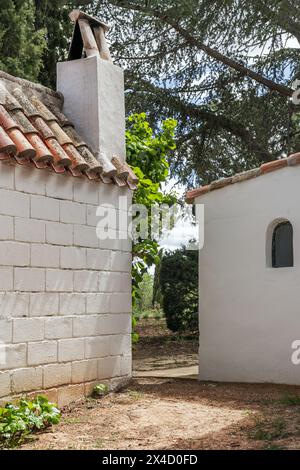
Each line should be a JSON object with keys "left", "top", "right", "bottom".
{"left": 186, "top": 153, "right": 300, "bottom": 203}
{"left": 0, "top": 70, "right": 63, "bottom": 103}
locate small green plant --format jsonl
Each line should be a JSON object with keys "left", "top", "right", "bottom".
{"left": 92, "top": 384, "right": 109, "bottom": 397}
{"left": 277, "top": 394, "right": 300, "bottom": 405}
{"left": 249, "top": 416, "right": 287, "bottom": 441}
{"left": 0, "top": 395, "right": 60, "bottom": 448}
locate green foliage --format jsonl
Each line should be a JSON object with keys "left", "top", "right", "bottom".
{"left": 92, "top": 383, "right": 109, "bottom": 397}
{"left": 126, "top": 113, "right": 177, "bottom": 310}
{"left": 0, "top": 395, "right": 60, "bottom": 448}
{"left": 134, "top": 272, "right": 154, "bottom": 313}
{"left": 160, "top": 246, "right": 198, "bottom": 332}
{"left": 34, "top": 0, "right": 83, "bottom": 88}
{"left": 91, "top": 0, "right": 300, "bottom": 185}
{"left": 276, "top": 394, "right": 300, "bottom": 405}
{"left": 0, "top": 0, "right": 47, "bottom": 82}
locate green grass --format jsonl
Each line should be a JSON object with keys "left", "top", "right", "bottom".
{"left": 134, "top": 308, "right": 165, "bottom": 320}
{"left": 276, "top": 394, "right": 300, "bottom": 406}
{"left": 249, "top": 416, "right": 287, "bottom": 441}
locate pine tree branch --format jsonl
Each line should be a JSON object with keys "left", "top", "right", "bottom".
{"left": 109, "top": 0, "right": 293, "bottom": 98}
{"left": 128, "top": 74, "right": 274, "bottom": 162}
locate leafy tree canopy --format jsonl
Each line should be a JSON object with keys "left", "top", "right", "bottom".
{"left": 87, "top": 0, "right": 300, "bottom": 186}
{"left": 0, "top": 0, "right": 47, "bottom": 82}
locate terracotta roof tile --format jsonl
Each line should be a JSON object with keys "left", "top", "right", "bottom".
{"left": 186, "top": 155, "right": 298, "bottom": 203}
{"left": 287, "top": 152, "right": 300, "bottom": 166}
{"left": 0, "top": 105, "right": 19, "bottom": 131}
{"left": 26, "top": 133, "right": 53, "bottom": 163}
{"left": 0, "top": 75, "right": 138, "bottom": 190}
{"left": 7, "top": 128, "right": 35, "bottom": 159}
{"left": 0, "top": 126, "right": 17, "bottom": 154}
{"left": 111, "top": 156, "right": 129, "bottom": 179}
{"left": 260, "top": 159, "right": 287, "bottom": 174}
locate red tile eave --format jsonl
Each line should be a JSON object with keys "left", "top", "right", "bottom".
{"left": 186, "top": 154, "right": 299, "bottom": 203}
{"left": 0, "top": 80, "right": 139, "bottom": 190}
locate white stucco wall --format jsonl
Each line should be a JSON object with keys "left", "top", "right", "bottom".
{"left": 0, "top": 164, "right": 132, "bottom": 405}
{"left": 196, "top": 165, "right": 300, "bottom": 384}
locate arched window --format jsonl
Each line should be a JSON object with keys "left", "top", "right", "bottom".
{"left": 272, "top": 221, "right": 293, "bottom": 268}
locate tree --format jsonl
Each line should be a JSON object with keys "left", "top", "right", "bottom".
{"left": 33, "top": 0, "right": 88, "bottom": 88}
{"left": 0, "top": 0, "right": 46, "bottom": 82}
{"left": 126, "top": 113, "right": 177, "bottom": 309}
{"left": 160, "top": 246, "right": 198, "bottom": 332}
{"left": 89, "top": 0, "right": 300, "bottom": 186}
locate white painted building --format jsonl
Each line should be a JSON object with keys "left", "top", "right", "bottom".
{"left": 187, "top": 155, "right": 300, "bottom": 385}
{"left": 0, "top": 11, "right": 135, "bottom": 405}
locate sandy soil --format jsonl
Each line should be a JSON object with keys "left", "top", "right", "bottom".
{"left": 22, "top": 319, "right": 300, "bottom": 450}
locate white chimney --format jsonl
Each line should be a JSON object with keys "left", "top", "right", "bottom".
{"left": 56, "top": 10, "right": 126, "bottom": 162}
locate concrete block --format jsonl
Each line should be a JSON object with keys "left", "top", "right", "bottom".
{"left": 86, "top": 248, "right": 110, "bottom": 270}
{"left": 14, "top": 268, "right": 45, "bottom": 292}
{"left": 28, "top": 341, "right": 57, "bottom": 366}
{"left": 74, "top": 270, "right": 98, "bottom": 292}
{"left": 0, "top": 293, "right": 29, "bottom": 318}
{"left": 0, "top": 215, "right": 13, "bottom": 240}
{"left": 85, "top": 336, "right": 110, "bottom": 359}
{"left": 12, "top": 367, "right": 43, "bottom": 393}
{"left": 58, "top": 338, "right": 85, "bottom": 362}
{"left": 110, "top": 251, "right": 132, "bottom": 272}
{"left": 109, "top": 334, "right": 131, "bottom": 356}
{"left": 120, "top": 355, "right": 132, "bottom": 376}
{"left": 60, "top": 200, "right": 86, "bottom": 225}
{"left": 98, "top": 356, "right": 121, "bottom": 379}
{"left": 15, "top": 166, "right": 47, "bottom": 195}
{"left": 0, "top": 371, "right": 11, "bottom": 397}
{"left": 71, "top": 359, "right": 98, "bottom": 383}
{"left": 31, "top": 244, "right": 60, "bottom": 268}
{"left": 0, "top": 343, "right": 27, "bottom": 370}
{"left": 74, "top": 225, "right": 98, "bottom": 248}
{"left": 46, "top": 173, "right": 73, "bottom": 200}
{"left": 86, "top": 294, "right": 110, "bottom": 314}
{"left": 57, "top": 383, "right": 85, "bottom": 407}
{"left": 73, "top": 315, "right": 99, "bottom": 337}
{"left": 0, "top": 189, "right": 30, "bottom": 217}
{"left": 45, "top": 317, "right": 72, "bottom": 339}
{"left": 87, "top": 204, "right": 99, "bottom": 226}
{"left": 0, "top": 319, "right": 12, "bottom": 342}
{"left": 46, "top": 221, "right": 73, "bottom": 246}
{"left": 0, "top": 164, "right": 14, "bottom": 189}
{"left": 30, "top": 293, "right": 59, "bottom": 317}
{"left": 60, "top": 247, "right": 86, "bottom": 269}
{"left": 46, "top": 269, "right": 73, "bottom": 292}
{"left": 73, "top": 178, "right": 99, "bottom": 205}
{"left": 0, "top": 241, "right": 30, "bottom": 266}
{"left": 13, "top": 318, "right": 44, "bottom": 343}
{"left": 0, "top": 267, "right": 13, "bottom": 291}
{"left": 31, "top": 195, "right": 59, "bottom": 221}
{"left": 15, "top": 217, "right": 45, "bottom": 243}
{"left": 110, "top": 293, "right": 132, "bottom": 313}
{"left": 59, "top": 293, "right": 86, "bottom": 315}
{"left": 43, "top": 362, "right": 72, "bottom": 388}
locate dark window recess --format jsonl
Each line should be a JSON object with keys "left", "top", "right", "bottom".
{"left": 272, "top": 221, "right": 294, "bottom": 268}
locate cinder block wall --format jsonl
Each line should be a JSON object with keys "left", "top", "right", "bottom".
{"left": 0, "top": 163, "right": 132, "bottom": 406}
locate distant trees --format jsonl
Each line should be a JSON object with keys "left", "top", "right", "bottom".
{"left": 160, "top": 246, "right": 198, "bottom": 332}
{"left": 0, "top": 0, "right": 46, "bottom": 82}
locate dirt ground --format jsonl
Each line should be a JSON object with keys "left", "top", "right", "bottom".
{"left": 23, "top": 319, "right": 300, "bottom": 450}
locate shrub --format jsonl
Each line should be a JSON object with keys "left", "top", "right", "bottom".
{"left": 0, "top": 395, "right": 60, "bottom": 448}
{"left": 160, "top": 247, "right": 198, "bottom": 332}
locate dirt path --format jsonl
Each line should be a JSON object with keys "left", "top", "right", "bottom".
{"left": 23, "top": 378, "right": 300, "bottom": 450}
{"left": 22, "top": 319, "right": 300, "bottom": 450}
